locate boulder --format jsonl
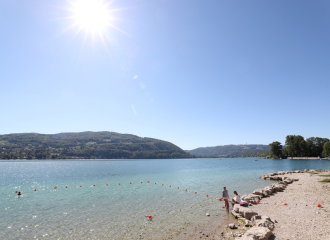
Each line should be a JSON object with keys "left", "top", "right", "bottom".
{"left": 238, "top": 206, "right": 248, "bottom": 216}
{"left": 262, "top": 189, "right": 271, "bottom": 197}
{"left": 242, "top": 194, "right": 261, "bottom": 204}
{"left": 292, "top": 178, "right": 299, "bottom": 181}
{"left": 283, "top": 178, "right": 293, "bottom": 184}
{"left": 228, "top": 223, "right": 237, "bottom": 229}
{"left": 251, "top": 215, "right": 262, "bottom": 222}
{"left": 261, "top": 174, "right": 270, "bottom": 179}
{"left": 277, "top": 171, "right": 286, "bottom": 175}
{"left": 263, "top": 186, "right": 274, "bottom": 194}
{"left": 239, "top": 227, "right": 273, "bottom": 240}
{"left": 253, "top": 189, "right": 264, "bottom": 196}
{"left": 233, "top": 204, "right": 241, "bottom": 213}
{"left": 294, "top": 170, "right": 301, "bottom": 173}
{"left": 304, "top": 169, "right": 309, "bottom": 172}
{"left": 271, "top": 183, "right": 285, "bottom": 192}
{"left": 244, "top": 209, "right": 258, "bottom": 220}
{"left": 253, "top": 216, "right": 274, "bottom": 231}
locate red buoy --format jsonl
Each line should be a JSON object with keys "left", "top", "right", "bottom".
{"left": 195, "top": 192, "right": 197, "bottom": 194}
{"left": 34, "top": 189, "right": 36, "bottom": 191}
{"left": 162, "top": 184, "right": 164, "bottom": 186}
{"left": 284, "top": 203, "right": 287, "bottom": 205}
{"left": 206, "top": 195, "right": 208, "bottom": 197}
{"left": 149, "top": 215, "right": 152, "bottom": 220}
{"left": 93, "top": 185, "right": 95, "bottom": 187}
{"left": 257, "top": 200, "right": 259, "bottom": 203}
{"left": 119, "top": 183, "right": 120, "bottom": 185}
{"left": 185, "top": 189, "right": 187, "bottom": 191}
{"left": 65, "top": 186, "right": 67, "bottom": 188}
{"left": 317, "top": 204, "right": 321, "bottom": 207}
{"left": 130, "top": 183, "right": 131, "bottom": 184}
{"left": 155, "top": 183, "right": 157, "bottom": 184}
{"left": 16, "top": 191, "right": 17, "bottom": 193}
{"left": 177, "top": 187, "right": 179, "bottom": 189}
{"left": 222, "top": 206, "right": 224, "bottom": 208}
{"left": 169, "top": 185, "right": 171, "bottom": 187}
{"left": 106, "top": 184, "right": 108, "bottom": 186}
{"left": 141, "top": 182, "right": 142, "bottom": 184}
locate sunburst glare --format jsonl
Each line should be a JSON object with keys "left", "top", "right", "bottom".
{"left": 72, "top": 0, "right": 111, "bottom": 32}
{"left": 65, "top": 0, "right": 123, "bottom": 45}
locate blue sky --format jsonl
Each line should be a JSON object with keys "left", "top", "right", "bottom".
{"left": 1, "top": 0, "right": 329, "bottom": 150}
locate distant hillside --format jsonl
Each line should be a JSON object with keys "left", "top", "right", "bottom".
{"left": 0, "top": 132, "right": 193, "bottom": 159}
{"left": 188, "top": 144, "right": 270, "bottom": 157}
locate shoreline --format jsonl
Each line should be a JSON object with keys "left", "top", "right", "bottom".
{"left": 175, "top": 169, "right": 330, "bottom": 240}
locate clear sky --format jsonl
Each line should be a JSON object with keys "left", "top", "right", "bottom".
{"left": 0, "top": 0, "right": 329, "bottom": 150}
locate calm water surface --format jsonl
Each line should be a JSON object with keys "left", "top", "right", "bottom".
{"left": 1, "top": 158, "right": 329, "bottom": 239}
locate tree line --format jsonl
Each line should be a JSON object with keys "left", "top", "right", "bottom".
{"left": 269, "top": 135, "right": 330, "bottom": 158}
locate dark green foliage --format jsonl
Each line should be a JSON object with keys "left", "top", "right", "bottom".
{"left": 0, "top": 132, "right": 193, "bottom": 159}
{"left": 319, "top": 178, "right": 330, "bottom": 183}
{"left": 188, "top": 145, "right": 270, "bottom": 157}
{"left": 323, "top": 142, "right": 330, "bottom": 157}
{"left": 269, "top": 141, "right": 283, "bottom": 158}
{"left": 285, "top": 135, "right": 329, "bottom": 157}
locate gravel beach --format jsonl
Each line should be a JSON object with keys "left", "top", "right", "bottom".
{"left": 248, "top": 172, "right": 330, "bottom": 240}
{"left": 175, "top": 170, "right": 330, "bottom": 240}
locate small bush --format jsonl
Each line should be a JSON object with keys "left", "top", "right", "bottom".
{"left": 319, "top": 178, "right": 330, "bottom": 183}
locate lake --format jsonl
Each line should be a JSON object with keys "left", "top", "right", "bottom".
{"left": 1, "top": 158, "right": 329, "bottom": 239}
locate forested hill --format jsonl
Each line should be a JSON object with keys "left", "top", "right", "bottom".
{"left": 188, "top": 144, "right": 270, "bottom": 157}
{"left": 0, "top": 132, "right": 193, "bottom": 159}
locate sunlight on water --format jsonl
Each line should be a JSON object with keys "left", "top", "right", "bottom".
{"left": 1, "top": 158, "right": 329, "bottom": 239}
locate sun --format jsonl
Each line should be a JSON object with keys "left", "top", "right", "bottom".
{"left": 70, "top": 0, "right": 112, "bottom": 34}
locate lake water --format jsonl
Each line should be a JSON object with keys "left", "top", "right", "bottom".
{"left": 1, "top": 158, "right": 330, "bottom": 240}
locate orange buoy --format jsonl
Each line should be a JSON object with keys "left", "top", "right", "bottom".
{"left": 317, "top": 204, "right": 321, "bottom": 207}
{"left": 54, "top": 186, "right": 57, "bottom": 189}
{"left": 147, "top": 181, "right": 150, "bottom": 183}
{"left": 206, "top": 195, "right": 208, "bottom": 197}
{"left": 195, "top": 192, "right": 197, "bottom": 194}
{"left": 148, "top": 215, "right": 152, "bottom": 220}
{"left": 284, "top": 203, "right": 287, "bottom": 205}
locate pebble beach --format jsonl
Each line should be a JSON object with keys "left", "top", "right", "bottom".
{"left": 179, "top": 169, "right": 330, "bottom": 240}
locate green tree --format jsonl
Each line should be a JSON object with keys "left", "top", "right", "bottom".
{"left": 285, "top": 135, "right": 306, "bottom": 157}
{"left": 269, "top": 141, "right": 282, "bottom": 158}
{"left": 323, "top": 142, "right": 330, "bottom": 157}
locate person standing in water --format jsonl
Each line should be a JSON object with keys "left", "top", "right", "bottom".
{"left": 222, "top": 187, "right": 230, "bottom": 213}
